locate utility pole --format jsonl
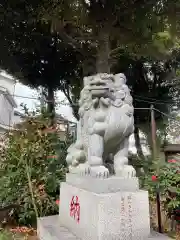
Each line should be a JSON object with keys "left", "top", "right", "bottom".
{"left": 151, "top": 105, "right": 157, "bottom": 162}
{"left": 150, "top": 105, "right": 162, "bottom": 233}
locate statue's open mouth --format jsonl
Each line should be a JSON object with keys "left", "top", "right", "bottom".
{"left": 88, "top": 78, "right": 112, "bottom": 97}
{"left": 89, "top": 80, "right": 108, "bottom": 90}
{"left": 90, "top": 86, "right": 109, "bottom": 90}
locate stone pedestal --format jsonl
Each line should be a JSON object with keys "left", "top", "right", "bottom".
{"left": 37, "top": 174, "right": 171, "bottom": 240}
{"left": 59, "top": 185, "right": 150, "bottom": 240}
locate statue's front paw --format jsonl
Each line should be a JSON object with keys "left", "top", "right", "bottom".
{"left": 90, "top": 166, "right": 109, "bottom": 178}
{"left": 69, "top": 163, "right": 90, "bottom": 176}
{"left": 78, "top": 163, "right": 90, "bottom": 176}
{"left": 122, "top": 165, "right": 136, "bottom": 178}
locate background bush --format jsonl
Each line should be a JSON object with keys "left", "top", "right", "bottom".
{"left": 0, "top": 108, "right": 72, "bottom": 226}
{"left": 143, "top": 159, "right": 180, "bottom": 222}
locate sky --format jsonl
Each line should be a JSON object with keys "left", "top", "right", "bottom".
{"left": 14, "top": 82, "right": 77, "bottom": 122}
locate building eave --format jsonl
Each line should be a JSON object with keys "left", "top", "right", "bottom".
{"left": 0, "top": 123, "right": 14, "bottom": 131}
{"left": 0, "top": 71, "right": 16, "bottom": 83}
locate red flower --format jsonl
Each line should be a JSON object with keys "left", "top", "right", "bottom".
{"left": 174, "top": 215, "right": 180, "bottom": 221}
{"left": 151, "top": 175, "right": 157, "bottom": 181}
{"left": 168, "top": 159, "right": 177, "bottom": 163}
{"left": 10, "top": 227, "right": 34, "bottom": 233}
{"left": 56, "top": 199, "right": 60, "bottom": 205}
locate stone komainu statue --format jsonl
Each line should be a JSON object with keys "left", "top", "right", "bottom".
{"left": 66, "top": 73, "right": 136, "bottom": 178}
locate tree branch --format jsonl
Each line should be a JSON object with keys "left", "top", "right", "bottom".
{"left": 59, "top": 31, "right": 84, "bottom": 54}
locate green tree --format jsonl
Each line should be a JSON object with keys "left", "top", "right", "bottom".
{"left": 0, "top": 0, "right": 178, "bottom": 120}
{"left": 0, "top": 8, "right": 83, "bottom": 120}
{"left": 38, "top": 0, "right": 178, "bottom": 72}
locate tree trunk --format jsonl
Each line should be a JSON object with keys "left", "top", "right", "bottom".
{"left": 72, "top": 106, "right": 79, "bottom": 121}
{"left": 82, "top": 56, "right": 96, "bottom": 77}
{"left": 96, "top": 27, "right": 110, "bottom": 73}
{"left": 134, "top": 126, "right": 145, "bottom": 159}
{"left": 47, "top": 85, "right": 55, "bottom": 126}
{"left": 176, "top": 223, "right": 180, "bottom": 240}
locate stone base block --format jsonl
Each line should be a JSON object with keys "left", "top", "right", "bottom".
{"left": 65, "top": 173, "right": 139, "bottom": 193}
{"left": 37, "top": 215, "right": 172, "bottom": 240}
{"left": 58, "top": 182, "right": 151, "bottom": 240}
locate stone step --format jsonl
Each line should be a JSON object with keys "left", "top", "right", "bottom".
{"left": 37, "top": 216, "right": 172, "bottom": 240}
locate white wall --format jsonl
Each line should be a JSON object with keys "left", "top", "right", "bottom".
{"left": 0, "top": 75, "right": 16, "bottom": 95}
{"left": 0, "top": 74, "right": 16, "bottom": 130}
{"left": 0, "top": 94, "right": 14, "bottom": 127}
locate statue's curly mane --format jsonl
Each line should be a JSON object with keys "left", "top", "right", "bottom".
{"left": 78, "top": 87, "right": 93, "bottom": 117}
{"left": 78, "top": 74, "right": 134, "bottom": 154}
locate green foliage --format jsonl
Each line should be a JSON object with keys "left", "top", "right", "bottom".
{"left": 143, "top": 160, "right": 180, "bottom": 222}
{"left": 128, "top": 153, "right": 145, "bottom": 176}
{"left": 0, "top": 20, "right": 82, "bottom": 114}
{"left": 38, "top": 0, "right": 178, "bottom": 57}
{"left": 0, "top": 230, "right": 13, "bottom": 240}
{"left": 0, "top": 230, "right": 25, "bottom": 240}
{"left": 113, "top": 55, "right": 179, "bottom": 122}
{"left": 0, "top": 4, "right": 83, "bottom": 119}
{"left": 0, "top": 0, "right": 179, "bottom": 120}
{"left": 0, "top": 107, "right": 71, "bottom": 226}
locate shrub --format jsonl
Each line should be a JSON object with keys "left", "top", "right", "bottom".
{"left": 143, "top": 159, "right": 180, "bottom": 222}
{"left": 0, "top": 108, "right": 71, "bottom": 226}
{"left": 0, "top": 230, "right": 13, "bottom": 240}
